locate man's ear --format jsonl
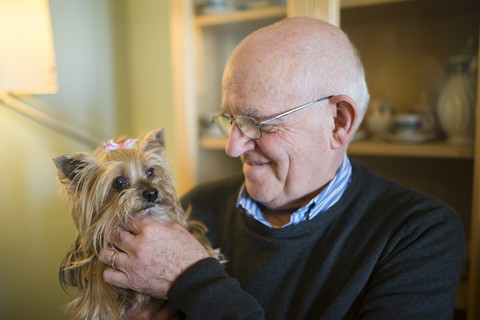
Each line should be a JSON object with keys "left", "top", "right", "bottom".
{"left": 329, "top": 95, "right": 358, "bottom": 149}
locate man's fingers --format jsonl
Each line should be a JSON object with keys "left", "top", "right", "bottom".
{"left": 103, "top": 266, "right": 129, "bottom": 289}
{"left": 109, "top": 226, "right": 135, "bottom": 251}
{"left": 99, "top": 246, "right": 126, "bottom": 270}
{"left": 108, "top": 228, "right": 122, "bottom": 245}
{"left": 123, "top": 215, "right": 151, "bottom": 234}
{"left": 99, "top": 216, "right": 205, "bottom": 299}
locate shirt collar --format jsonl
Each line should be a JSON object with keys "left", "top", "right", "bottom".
{"left": 237, "top": 154, "right": 352, "bottom": 228}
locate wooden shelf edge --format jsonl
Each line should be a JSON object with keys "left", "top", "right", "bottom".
{"left": 341, "top": 0, "right": 413, "bottom": 9}
{"left": 193, "top": 0, "right": 416, "bottom": 27}
{"left": 200, "top": 136, "right": 474, "bottom": 159}
{"left": 349, "top": 139, "right": 474, "bottom": 159}
{"left": 195, "top": 5, "right": 286, "bottom": 27}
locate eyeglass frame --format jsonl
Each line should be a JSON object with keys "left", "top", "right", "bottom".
{"left": 211, "top": 94, "right": 334, "bottom": 140}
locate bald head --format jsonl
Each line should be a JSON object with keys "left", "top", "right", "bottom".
{"left": 222, "top": 17, "right": 369, "bottom": 125}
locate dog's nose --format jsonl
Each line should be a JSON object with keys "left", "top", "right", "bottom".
{"left": 142, "top": 187, "right": 158, "bottom": 203}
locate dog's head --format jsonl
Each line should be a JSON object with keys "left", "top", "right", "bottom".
{"left": 53, "top": 128, "right": 182, "bottom": 253}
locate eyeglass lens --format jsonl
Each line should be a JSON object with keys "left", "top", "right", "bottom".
{"left": 213, "top": 116, "right": 232, "bottom": 137}
{"left": 236, "top": 116, "right": 261, "bottom": 139}
{"left": 213, "top": 115, "right": 261, "bottom": 140}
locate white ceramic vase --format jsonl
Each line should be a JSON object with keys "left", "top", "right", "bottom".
{"left": 365, "top": 100, "right": 394, "bottom": 139}
{"left": 437, "top": 54, "right": 476, "bottom": 144}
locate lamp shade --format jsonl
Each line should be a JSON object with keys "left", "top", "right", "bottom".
{"left": 0, "top": 0, "right": 57, "bottom": 94}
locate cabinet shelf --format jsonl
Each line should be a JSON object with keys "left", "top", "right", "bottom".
{"left": 341, "top": 0, "right": 412, "bottom": 8}
{"left": 200, "top": 135, "right": 474, "bottom": 159}
{"left": 349, "top": 139, "right": 474, "bottom": 159}
{"left": 195, "top": 4, "right": 286, "bottom": 27}
{"left": 194, "top": 0, "right": 412, "bottom": 28}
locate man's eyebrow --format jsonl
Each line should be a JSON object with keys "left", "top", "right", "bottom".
{"left": 244, "top": 108, "right": 287, "bottom": 124}
{"left": 223, "top": 105, "right": 288, "bottom": 124}
{"left": 223, "top": 106, "right": 263, "bottom": 119}
{"left": 241, "top": 108, "right": 263, "bottom": 118}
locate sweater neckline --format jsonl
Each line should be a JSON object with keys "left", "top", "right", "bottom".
{"left": 241, "top": 161, "right": 364, "bottom": 239}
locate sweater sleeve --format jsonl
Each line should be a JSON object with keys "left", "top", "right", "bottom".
{"left": 355, "top": 206, "right": 464, "bottom": 320}
{"left": 167, "top": 258, "right": 265, "bottom": 320}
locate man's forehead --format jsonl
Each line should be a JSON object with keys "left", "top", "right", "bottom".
{"left": 223, "top": 80, "right": 287, "bottom": 107}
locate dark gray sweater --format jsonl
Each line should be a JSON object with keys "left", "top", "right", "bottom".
{"left": 170, "top": 161, "right": 464, "bottom": 320}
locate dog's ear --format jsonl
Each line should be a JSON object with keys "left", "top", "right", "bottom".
{"left": 53, "top": 153, "right": 91, "bottom": 187}
{"left": 142, "top": 128, "right": 166, "bottom": 154}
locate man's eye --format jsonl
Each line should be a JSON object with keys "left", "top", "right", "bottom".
{"left": 113, "top": 176, "right": 128, "bottom": 190}
{"left": 146, "top": 168, "right": 155, "bottom": 179}
{"left": 260, "top": 124, "right": 276, "bottom": 134}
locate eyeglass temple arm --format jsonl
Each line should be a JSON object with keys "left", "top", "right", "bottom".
{"left": 259, "top": 95, "right": 334, "bottom": 125}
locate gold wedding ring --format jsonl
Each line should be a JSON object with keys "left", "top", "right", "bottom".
{"left": 110, "top": 251, "right": 119, "bottom": 269}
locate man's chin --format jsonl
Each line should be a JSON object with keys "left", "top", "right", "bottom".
{"left": 245, "top": 179, "right": 275, "bottom": 204}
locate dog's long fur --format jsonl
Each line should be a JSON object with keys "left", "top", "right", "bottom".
{"left": 54, "top": 129, "right": 220, "bottom": 320}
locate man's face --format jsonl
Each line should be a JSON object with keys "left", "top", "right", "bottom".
{"left": 221, "top": 75, "right": 338, "bottom": 211}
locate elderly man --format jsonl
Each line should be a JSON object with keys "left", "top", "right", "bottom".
{"left": 101, "top": 17, "right": 463, "bottom": 319}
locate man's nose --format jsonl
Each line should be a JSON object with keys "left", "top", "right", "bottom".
{"left": 225, "top": 122, "right": 256, "bottom": 158}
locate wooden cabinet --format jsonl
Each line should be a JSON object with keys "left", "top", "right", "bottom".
{"left": 170, "top": 0, "right": 480, "bottom": 318}
{"left": 170, "top": 1, "right": 287, "bottom": 193}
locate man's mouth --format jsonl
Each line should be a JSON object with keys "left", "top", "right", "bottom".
{"left": 245, "top": 159, "right": 268, "bottom": 166}
{"left": 242, "top": 154, "right": 272, "bottom": 167}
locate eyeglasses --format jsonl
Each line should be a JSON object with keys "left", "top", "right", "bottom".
{"left": 211, "top": 95, "right": 333, "bottom": 140}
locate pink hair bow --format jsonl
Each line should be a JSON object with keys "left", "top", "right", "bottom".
{"left": 103, "top": 138, "right": 138, "bottom": 152}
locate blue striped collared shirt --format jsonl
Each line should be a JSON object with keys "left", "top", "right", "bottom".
{"left": 237, "top": 154, "right": 352, "bottom": 228}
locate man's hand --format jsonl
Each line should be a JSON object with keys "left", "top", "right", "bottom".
{"left": 99, "top": 215, "right": 210, "bottom": 299}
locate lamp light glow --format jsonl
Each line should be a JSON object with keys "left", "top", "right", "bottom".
{"left": 0, "top": 0, "right": 57, "bottom": 94}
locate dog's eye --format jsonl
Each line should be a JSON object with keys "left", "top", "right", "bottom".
{"left": 113, "top": 176, "right": 128, "bottom": 190}
{"left": 146, "top": 168, "right": 154, "bottom": 179}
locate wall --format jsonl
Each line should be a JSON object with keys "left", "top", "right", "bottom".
{"left": 124, "top": 0, "right": 176, "bottom": 173}
{"left": 0, "top": 102, "right": 83, "bottom": 320}
{"left": 0, "top": 1, "right": 173, "bottom": 319}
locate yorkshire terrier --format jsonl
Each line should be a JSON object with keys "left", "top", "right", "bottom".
{"left": 54, "top": 128, "right": 221, "bottom": 320}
